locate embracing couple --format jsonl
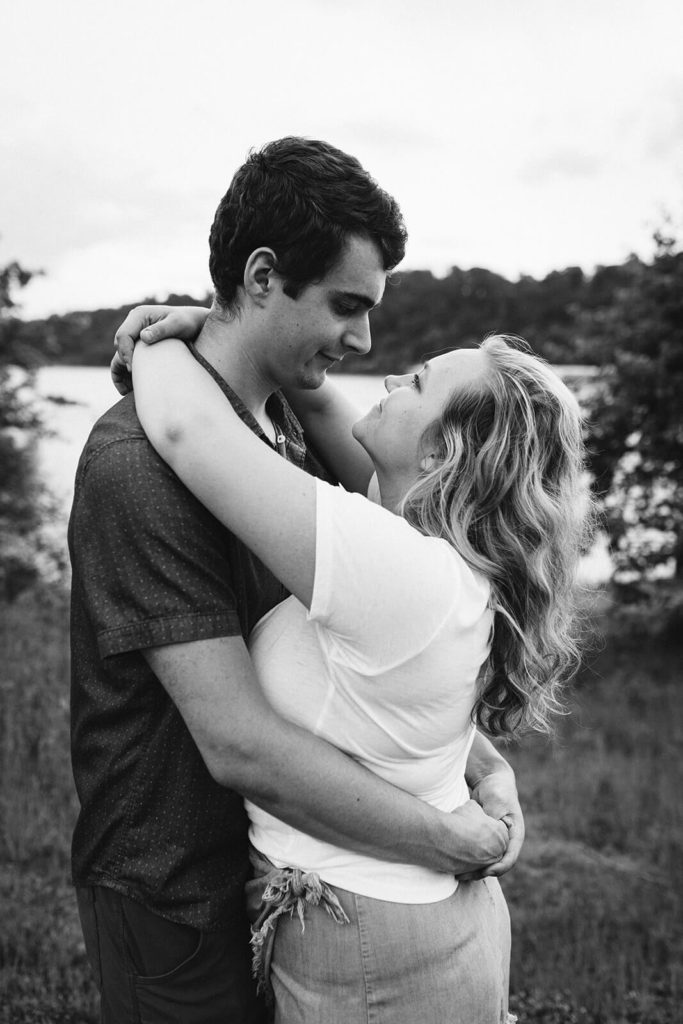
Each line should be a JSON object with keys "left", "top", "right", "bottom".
{"left": 69, "top": 137, "right": 588, "bottom": 1024}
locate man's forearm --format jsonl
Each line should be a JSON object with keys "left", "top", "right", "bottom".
{"left": 145, "top": 599, "right": 510, "bottom": 878}
{"left": 215, "top": 705, "right": 507, "bottom": 875}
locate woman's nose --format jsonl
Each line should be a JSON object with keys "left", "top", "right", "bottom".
{"left": 384, "top": 374, "right": 411, "bottom": 393}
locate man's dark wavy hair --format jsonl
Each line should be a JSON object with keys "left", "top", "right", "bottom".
{"left": 208, "top": 137, "right": 407, "bottom": 311}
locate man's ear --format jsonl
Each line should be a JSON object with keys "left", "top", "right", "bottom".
{"left": 244, "top": 248, "right": 277, "bottom": 303}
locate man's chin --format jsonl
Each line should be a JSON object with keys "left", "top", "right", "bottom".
{"left": 294, "top": 368, "right": 327, "bottom": 390}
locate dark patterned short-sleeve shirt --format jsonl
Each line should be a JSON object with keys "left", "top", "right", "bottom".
{"left": 68, "top": 346, "right": 333, "bottom": 930}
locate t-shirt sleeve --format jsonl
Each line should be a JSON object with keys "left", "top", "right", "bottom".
{"left": 308, "top": 479, "right": 490, "bottom": 672}
{"left": 70, "top": 438, "right": 242, "bottom": 658}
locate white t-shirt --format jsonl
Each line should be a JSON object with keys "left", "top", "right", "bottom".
{"left": 245, "top": 480, "right": 493, "bottom": 903}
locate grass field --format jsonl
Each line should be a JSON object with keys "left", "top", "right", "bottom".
{"left": 0, "top": 584, "right": 681, "bottom": 1023}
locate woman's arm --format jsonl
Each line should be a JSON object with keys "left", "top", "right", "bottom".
{"left": 282, "top": 378, "right": 375, "bottom": 494}
{"left": 133, "top": 340, "right": 318, "bottom": 607}
{"left": 132, "top": 342, "right": 524, "bottom": 876}
{"left": 113, "top": 304, "right": 376, "bottom": 493}
{"left": 465, "top": 732, "right": 524, "bottom": 877}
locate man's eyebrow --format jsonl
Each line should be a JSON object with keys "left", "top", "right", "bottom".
{"left": 333, "top": 290, "right": 381, "bottom": 310}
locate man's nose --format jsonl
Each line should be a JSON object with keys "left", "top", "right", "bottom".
{"left": 342, "top": 317, "right": 372, "bottom": 356}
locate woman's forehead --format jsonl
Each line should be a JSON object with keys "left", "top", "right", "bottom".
{"left": 430, "top": 348, "right": 488, "bottom": 387}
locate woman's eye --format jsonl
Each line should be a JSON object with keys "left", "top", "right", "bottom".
{"left": 411, "top": 373, "right": 421, "bottom": 390}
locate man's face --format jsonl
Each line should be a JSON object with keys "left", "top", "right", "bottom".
{"left": 261, "top": 234, "right": 387, "bottom": 390}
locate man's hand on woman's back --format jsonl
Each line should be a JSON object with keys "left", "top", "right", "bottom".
{"left": 458, "top": 769, "right": 525, "bottom": 881}
{"left": 446, "top": 800, "right": 510, "bottom": 878}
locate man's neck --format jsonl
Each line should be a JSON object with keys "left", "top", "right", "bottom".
{"left": 194, "top": 309, "right": 275, "bottom": 422}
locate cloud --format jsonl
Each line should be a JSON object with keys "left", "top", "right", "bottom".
{"left": 0, "top": 135, "right": 216, "bottom": 275}
{"left": 645, "top": 77, "right": 683, "bottom": 160}
{"left": 342, "top": 119, "right": 439, "bottom": 155}
{"left": 518, "top": 150, "right": 603, "bottom": 185}
{"left": 16, "top": 232, "right": 212, "bottom": 320}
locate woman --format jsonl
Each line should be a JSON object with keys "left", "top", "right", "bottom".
{"left": 131, "top": 333, "right": 589, "bottom": 1023}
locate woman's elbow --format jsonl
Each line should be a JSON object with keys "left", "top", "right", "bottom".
{"left": 145, "top": 413, "right": 205, "bottom": 465}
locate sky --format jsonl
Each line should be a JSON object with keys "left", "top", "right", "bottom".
{"left": 2, "top": 0, "right": 683, "bottom": 319}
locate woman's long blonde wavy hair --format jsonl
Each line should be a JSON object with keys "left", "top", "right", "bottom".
{"left": 400, "top": 335, "right": 593, "bottom": 737}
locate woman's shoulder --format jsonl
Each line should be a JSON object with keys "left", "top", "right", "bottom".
{"left": 316, "top": 480, "right": 490, "bottom": 609}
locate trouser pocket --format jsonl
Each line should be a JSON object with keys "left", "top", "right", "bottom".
{"left": 76, "top": 885, "right": 265, "bottom": 1024}
{"left": 120, "top": 892, "right": 202, "bottom": 980}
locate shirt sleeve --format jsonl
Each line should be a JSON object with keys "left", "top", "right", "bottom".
{"left": 70, "top": 438, "right": 243, "bottom": 658}
{"left": 308, "top": 479, "right": 490, "bottom": 673}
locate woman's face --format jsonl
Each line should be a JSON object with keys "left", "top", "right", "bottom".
{"left": 353, "top": 348, "right": 489, "bottom": 477}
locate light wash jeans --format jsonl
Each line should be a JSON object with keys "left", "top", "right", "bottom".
{"left": 245, "top": 847, "right": 514, "bottom": 1024}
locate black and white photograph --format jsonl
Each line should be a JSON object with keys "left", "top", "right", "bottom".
{"left": 1, "top": 2, "right": 681, "bottom": 1021}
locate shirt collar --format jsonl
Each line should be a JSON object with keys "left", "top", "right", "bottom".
{"left": 187, "top": 342, "right": 305, "bottom": 449}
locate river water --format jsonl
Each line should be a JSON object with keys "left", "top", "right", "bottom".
{"left": 33, "top": 366, "right": 387, "bottom": 510}
{"left": 32, "top": 365, "right": 611, "bottom": 583}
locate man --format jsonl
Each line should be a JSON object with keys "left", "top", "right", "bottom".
{"left": 70, "top": 137, "right": 523, "bottom": 1024}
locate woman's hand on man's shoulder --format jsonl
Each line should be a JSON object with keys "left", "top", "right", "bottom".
{"left": 111, "top": 304, "right": 210, "bottom": 395}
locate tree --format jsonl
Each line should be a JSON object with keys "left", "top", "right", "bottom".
{"left": 0, "top": 256, "right": 49, "bottom": 599}
{"left": 584, "top": 231, "right": 683, "bottom": 579}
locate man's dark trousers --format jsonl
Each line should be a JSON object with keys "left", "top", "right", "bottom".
{"left": 77, "top": 886, "right": 267, "bottom": 1023}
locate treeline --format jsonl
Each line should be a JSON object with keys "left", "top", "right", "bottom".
{"left": 3, "top": 239, "right": 682, "bottom": 585}
{"left": 5, "top": 259, "right": 644, "bottom": 372}
{"left": 3, "top": 293, "right": 211, "bottom": 370}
